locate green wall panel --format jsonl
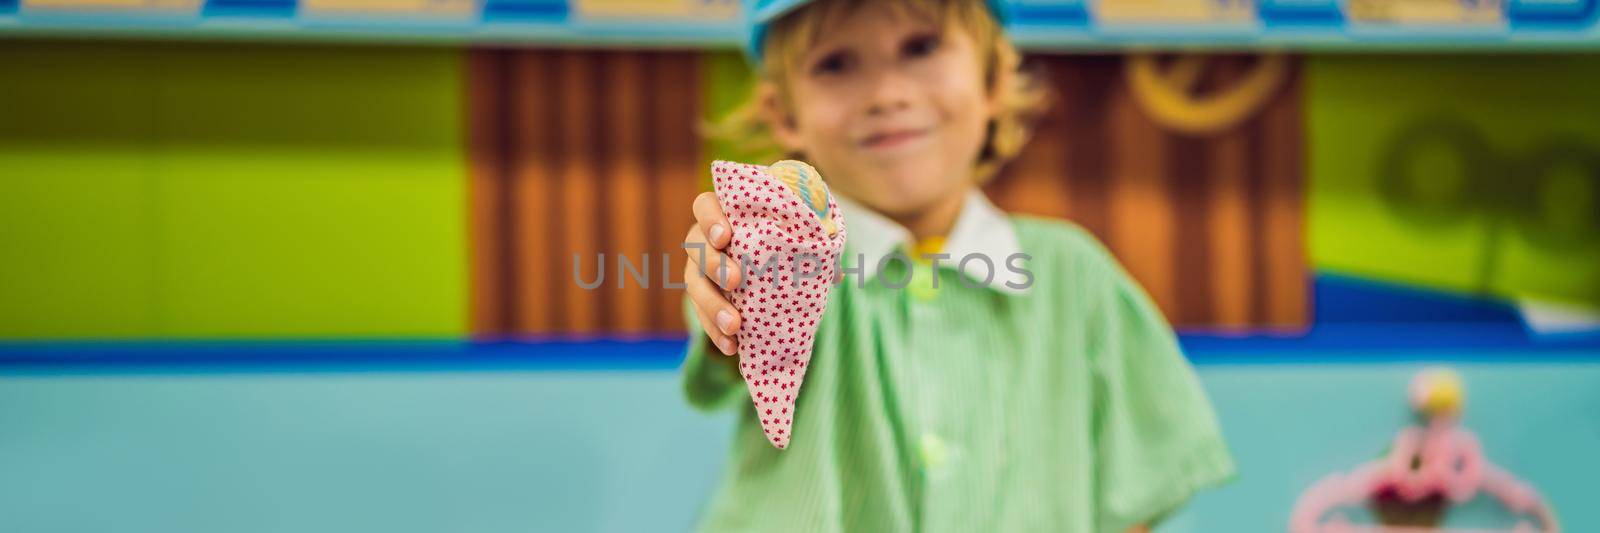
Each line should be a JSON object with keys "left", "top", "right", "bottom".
{"left": 1307, "top": 55, "right": 1600, "bottom": 307}
{"left": 0, "top": 42, "right": 467, "bottom": 338}
{"left": 702, "top": 50, "right": 778, "bottom": 187}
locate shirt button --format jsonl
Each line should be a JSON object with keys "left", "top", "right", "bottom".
{"left": 909, "top": 263, "right": 938, "bottom": 302}
{"left": 920, "top": 433, "right": 950, "bottom": 470}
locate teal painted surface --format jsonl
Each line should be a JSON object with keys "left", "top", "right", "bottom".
{"left": 0, "top": 372, "right": 733, "bottom": 533}
{"left": 1, "top": 359, "right": 1596, "bottom": 532}
{"left": 1165, "top": 362, "right": 1600, "bottom": 532}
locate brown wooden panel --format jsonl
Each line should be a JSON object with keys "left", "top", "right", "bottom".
{"left": 1106, "top": 65, "right": 1179, "bottom": 316}
{"left": 467, "top": 50, "right": 508, "bottom": 337}
{"left": 603, "top": 52, "right": 651, "bottom": 333}
{"left": 509, "top": 51, "right": 561, "bottom": 334}
{"left": 1206, "top": 60, "right": 1256, "bottom": 329}
{"left": 650, "top": 53, "right": 702, "bottom": 333}
{"left": 1059, "top": 57, "right": 1118, "bottom": 240}
{"left": 469, "top": 49, "right": 703, "bottom": 337}
{"left": 556, "top": 50, "right": 603, "bottom": 335}
{"left": 1260, "top": 61, "right": 1309, "bottom": 330}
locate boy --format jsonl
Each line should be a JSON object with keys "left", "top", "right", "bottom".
{"left": 679, "top": 1, "right": 1234, "bottom": 531}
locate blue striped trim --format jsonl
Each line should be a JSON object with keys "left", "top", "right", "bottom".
{"left": 1259, "top": 2, "right": 1344, "bottom": 25}
{"left": 0, "top": 338, "right": 685, "bottom": 375}
{"left": 1, "top": 328, "right": 1596, "bottom": 375}
{"left": 1007, "top": 3, "right": 1090, "bottom": 25}
{"left": 1311, "top": 271, "right": 1525, "bottom": 324}
{"left": 480, "top": 0, "right": 567, "bottom": 21}
{"left": 1509, "top": 0, "right": 1598, "bottom": 27}
{"left": 203, "top": 0, "right": 295, "bottom": 17}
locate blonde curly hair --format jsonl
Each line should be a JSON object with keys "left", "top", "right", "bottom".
{"left": 708, "top": 0, "right": 1049, "bottom": 183}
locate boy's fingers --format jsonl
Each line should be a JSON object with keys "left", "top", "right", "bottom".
{"left": 685, "top": 262, "right": 740, "bottom": 355}
{"left": 684, "top": 259, "right": 741, "bottom": 335}
{"left": 683, "top": 226, "right": 742, "bottom": 291}
{"left": 692, "top": 192, "right": 732, "bottom": 250}
{"left": 696, "top": 306, "right": 738, "bottom": 357}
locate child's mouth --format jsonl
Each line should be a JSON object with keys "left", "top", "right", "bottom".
{"left": 859, "top": 128, "right": 930, "bottom": 151}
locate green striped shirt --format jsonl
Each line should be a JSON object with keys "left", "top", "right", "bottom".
{"left": 681, "top": 197, "right": 1234, "bottom": 533}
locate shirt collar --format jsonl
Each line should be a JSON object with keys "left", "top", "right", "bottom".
{"left": 834, "top": 190, "right": 1031, "bottom": 295}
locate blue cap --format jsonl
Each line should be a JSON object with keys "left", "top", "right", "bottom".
{"left": 744, "top": 0, "right": 1010, "bottom": 63}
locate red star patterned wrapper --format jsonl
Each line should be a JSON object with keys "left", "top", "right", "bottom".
{"left": 711, "top": 159, "right": 847, "bottom": 449}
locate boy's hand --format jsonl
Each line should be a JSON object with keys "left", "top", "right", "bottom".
{"left": 683, "top": 191, "right": 743, "bottom": 357}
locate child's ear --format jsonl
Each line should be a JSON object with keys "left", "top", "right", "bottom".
{"left": 758, "top": 82, "right": 805, "bottom": 153}
{"left": 984, "top": 63, "right": 1009, "bottom": 119}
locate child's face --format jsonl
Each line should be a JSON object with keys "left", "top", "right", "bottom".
{"left": 769, "top": 3, "right": 994, "bottom": 221}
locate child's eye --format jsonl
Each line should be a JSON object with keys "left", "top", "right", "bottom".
{"left": 901, "top": 33, "right": 941, "bottom": 59}
{"left": 810, "top": 51, "right": 855, "bottom": 76}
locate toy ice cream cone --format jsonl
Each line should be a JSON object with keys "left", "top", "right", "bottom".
{"left": 710, "top": 159, "right": 847, "bottom": 449}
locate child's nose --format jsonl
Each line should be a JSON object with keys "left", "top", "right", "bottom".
{"left": 865, "top": 70, "right": 915, "bottom": 116}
